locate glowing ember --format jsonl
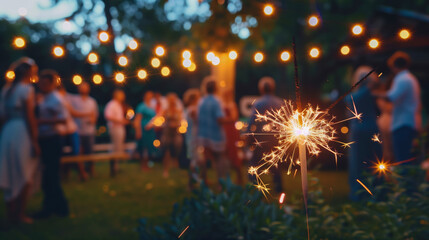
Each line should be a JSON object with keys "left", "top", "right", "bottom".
{"left": 356, "top": 179, "right": 373, "bottom": 196}
{"left": 178, "top": 226, "right": 189, "bottom": 238}
{"left": 371, "top": 133, "right": 382, "bottom": 143}
{"left": 279, "top": 193, "right": 286, "bottom": 204}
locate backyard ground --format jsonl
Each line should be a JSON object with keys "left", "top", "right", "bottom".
{"left": 0, "top": 161, "right": 349, "bottom": 240}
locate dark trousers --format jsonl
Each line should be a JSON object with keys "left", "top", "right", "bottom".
{"left": 392, "top": 126, "right": 417, "bottom": 163}
{"left": 249, "top": 136, "right": 283, "bottom": 193}
{"left": 39, "top": 135, "right": 69, "bottom": 215}
{"left": 80, "top": 135, "right": 95, "bottom": 173}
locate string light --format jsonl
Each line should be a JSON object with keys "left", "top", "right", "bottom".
{"left": 128, "top": 39, "right": 138, "bottom": 50}
{"left": 72, "top": 75, "right": 83, "bottom": 85}
{"left": 98, "top": 31, "right": 109, "bottom": 43}
{"left": 352, "top": 24, "right": 363, "bottom": 35}
{"left": 182, "top": 50, "right": 191, "bottom": 59}
{"left": 188, "top": 63, "right": 196, "bottom": 72}
{"left": 280, "top": 51, "right": 291, "bottom": 62}
{"left": 206, "top": 52, "right": 215, "bottom": 62}
{"left": 308, "top": 15, "right": 319, "bottom": 27}
{"left": 153, "top": 139, "right": 161, "bottom": 148}
{"left": 155, "top": 46, "right": 165, "bottom": 56}
{"left": 309, "top": 47, "right": 320, "bottom": 58}
{"left": 211, "top": 56, "right": 220, "bottom": 65}
{"left": 115, "top": 72, "right": 125, "bottom": 83}
{"left": 254, "top": 52, "right": 264, "bottom": 63}
{"left": 341, "top": 126, "right": 349, "bottom": 134}
{"left": 340, "top": 45, "right": 350, "bottom": 55}
{"left": 137, "top": 69, "right": 148, "bottom": 80}
{"left": 151, "top": 58, "right": 161, "bottom": 68}
{"left": 229, "top": 50, "right": 238, "bottom": 60}
{"left": 13, "top": 37, "right": 26, "bottom": 48}
{"left": 87, "top": 52, "right": 99, "bottom": 64}
{"left": 92, "top": 74, "right": 103, "bottom": 84}
{"left": 398, "top": 29, "right": 411, "bottom": 40}
{"left": 182, "top": 59, "right": 192, "bottom": 68}
{"left": 161, "top": 66, "right": 170, "bottom": 76}
{"left": 263, "top": 4, "right": 274, "bottom": 16}
{"left": 368, "top": 38, "right": 379, "bottom": 49}
{"left": 52, "top": 46, "right": 65, "bottom": 57}
{"left": 118, "top": 56, "right": 128, "bottom": 66}
{"left": 5, "top": 70, "right": 15, "bottom": 81}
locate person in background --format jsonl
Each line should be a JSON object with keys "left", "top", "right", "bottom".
{"left": 183, "top": 89, "right": 203, "bottom": 189}
{"left": 222, "top": 89, "right": 244, "bottom": 185}
{"left": 160, "top": 93, "right": 183, "bottom": 178}
{"left": 377, "top": 51, "right": 422, "bottom": 163}
{"left": 71, "top": 82, "right": 98, "bottom": 177}
{"left": 34, "top": 69, "right": 69, "bottom": 219}
{"left": 0, "top": 58, "right": 39, "bottom": 224}
{"left": 104, "top": 89, "right": 129, "bottom": 177}
{"left": 198, "top": 78, "right": 231, "bottom": 186}
{"left": 134, "top": 91, "right": 157, "bottom": 171}
{"left": 56, "top": 85, "right": 87, "bottom": 181}
{"left": 347, "top": 66, "right": 382, "bottom": 201}
{"left": 248, "top": 77, "right": 283, "bottom": 193}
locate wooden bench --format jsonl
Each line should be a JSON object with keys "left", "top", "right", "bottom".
{"left": 61, "top": 142, "right": 136, "bottom": 163}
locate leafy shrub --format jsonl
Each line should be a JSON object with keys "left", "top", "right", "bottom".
{"left": 138, "top": 167, "right": 429, "bottom": 240}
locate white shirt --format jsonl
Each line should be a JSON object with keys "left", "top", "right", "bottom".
{"left": 70, "top": 94, "right": 98, "bottom": 136}
{"left": 387, "top": 70, "right": 421, "bottom": 131}
{"left": 104, "top": 99, "right": 125, "bottom": 129}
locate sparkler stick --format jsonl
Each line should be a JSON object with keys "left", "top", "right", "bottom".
{"left": 292, "top": 37, "right": 310, "bottom": 240}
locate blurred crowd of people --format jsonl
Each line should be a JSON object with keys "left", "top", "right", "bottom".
{"left": 0, "top": 50, "right": 426, "bottom": 224}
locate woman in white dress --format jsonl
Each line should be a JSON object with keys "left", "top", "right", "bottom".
{"left": 0, "top": 58, "right": 39, "bottom": 224}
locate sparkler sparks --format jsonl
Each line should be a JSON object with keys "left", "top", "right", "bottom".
{"left": 279, "top": 193, "right": 286, "bottom": 204}
{"left": 178, "top": 226, "right": 189, "bottom": 238}
{"left": 372, "top": 133, "right": 382, "bottom": 143}
{"left": 356, "top": 179, "right": 373, "bottom": 195}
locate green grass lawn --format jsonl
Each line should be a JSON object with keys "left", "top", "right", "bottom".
{"left": 0, "top": 161, "right": 349, "bottom": 239}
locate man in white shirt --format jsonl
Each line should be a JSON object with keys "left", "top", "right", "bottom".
{"left": 104, "top": 89, "right": 129, "bottom": 176}
{"left": 382, "top": 51, "right": 421, "bottom": 163}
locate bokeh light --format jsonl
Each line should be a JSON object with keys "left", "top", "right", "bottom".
{"left": 52, "top": 46, "right": 65, "bottom": 57}
{"left": 137, "top": 69, "right": 148, "bottom": 80}
{"left": 211, "top": 56, "right": 220, "bottom": 65}
{"left": 161, "top": 66, "right": 170, "bottom": 76}
{"left": 92, "top": 74, "right": 103, "bottom": 85}
{"left": 115, "top": 72, "right": 125, "bottom": 83}
{"left": 128, "top": 39, "right": 138, "bottom": 50}
{"left": 399, "top": 29, "right": 411, "bottom": 40}
{"left": 88, "top": 52, "right": 99, "bottom": 64}
{"left": 308, "top": 15, "right": 319, "bottom": 27}
{"left": 5, "top": 70, "right": 15, "bottom": 81}
{"left": 182, "top": 50, "right": 191, "bottom": 59}
{"left": 254, "top": 52, "right": 264, "bottom": 63}
{"left": 341, "top": 126, "right": 349, "bottom": 134}
{"left": 263, "top": 4, "right": 274, "bottom": 16}
{"left": 352, "top": 24, "right": 363, "bottom": 35}
{"left": 309, "top": 47, "right": 320, "bottom": 58}
{"left": 206, "top": 52, "right": 215, "bottom": 62}
{"left": 153, "top": 139, "right": 161, "bottom": 148}
{"left": 368, "top": 38, "right": 379, "bottom": 49}
{"left": 182, "top": 59, "right": 192, "bottom": 68}
{"left": 188, "top": 63, "right": 196, "bottom": 72}
{"left": 155, "top": 46, "right": 165, "bottom": 56}
{"left": 118, "top": 56, "right": 128, "bottom": 67}
{"left": 151, "top": 58, "right": 161, "bottom": 68}
{"left": 340, "top": 45, "right": 350, "bottom": 55}
{"left": 98, "top": 31, "right": 109, "bottom": 43}
{"left": 13, "top": 37, "right": 26, "bottom": 48}
{"left": 280, "top": 51, "right": 291, "bottom": 62}
{"left": 229, "top": 50, "right": 238, "bottom": 60}
{"left": 72, "top": 75, "right": 83, "bottom": 85}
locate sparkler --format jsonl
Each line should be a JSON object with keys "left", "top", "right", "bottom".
{"left": 356, "top": 179, "right": 373, "bottom": 195}
{"left": 178, "top": 226, "right": 189, "bottom": 238}
{"left": 372, "top": 133, "right": 382, "bottom": 143}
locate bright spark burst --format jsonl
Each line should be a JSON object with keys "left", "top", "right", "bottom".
{"left": 356, "top": 179, "right": 373, "bottom": 195}
{"left": 372, "top": 159, "right": 391, "bottom": 176}
{"left": 372, "top": 133, "right": 382, "bottom": 143}
{"left": 248, "top": 100, "right": 358, "bottom": 195}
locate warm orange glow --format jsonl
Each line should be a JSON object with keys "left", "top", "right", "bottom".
{"left": 72, "top": 75, "right": 83, "bottom": 85}
{"left": 368, "top": 38, "right": 379, "bottom": 49}
{"left": 98, "top": 31, "right": 109, "bottom": 42}
{"left": 115, "top": 72, "right": 125, "bottom": 83}
{"left": 128, "top": 39, "right": 138, "bottom": 50}
{"left": 87, "top": 52, "right": 99, "bottom": 64}
{"left": 5, "top": 70, "right": 15, "bottom": 81}
{"left": 254, "top": 52, "right": 264, "bottom": 63}
{"left": 52, "top": 46, "right": 65, "bottom": 57}
{"left": 155, "top": 46, "right": 165, "bottom": 56}
{"left": 398, "top": 29, "right": 411, "bottom": 40}
{"left": 137, "top": 69, "right": 148, "bottom": 80}
{"left": 13, "top": 37, "right": 26, "bottom": 48}
{"left": 340, "top": 45, "right": 350, "bottom": 55}
{"left": 341, "top": 126, "right": 349, "bottom": 134}
{"left": 92, "top": 74, "right": 102, "bottom": 84}
{"left": 153, "top": 139, "right": 161, "bottom": 148}
{"left": 280, "top": 51, "right": 291, "bottom": 62}
{"left": 118, "top": 56, "right": 128, "bottom": 66}
{"left": 309, "top": 47, "right": 320, "bottom": 58}
{"left": 161, "top": 66, "right": 170, "bottom": 76}
{"left": 182, "top": 50, "right": 191, "bottom": 59}
{"left": 229, "top": 50, "right": 238, "bottom": 60}
{"left": 151, "top": 58, "right": 161, "bottom": 68}
{"left": 352, "top": 24, "right": 363, "bottom": 35}
{"left": 356, "top": 179, "right": 373, "bottom": 195}
{"left": 263, "top": 4, "right": 274, "bottom": 16}
{"left": 188, "top": 63, "right": 196, "bottom": 72}
{"left": 235, "top": 121, "right": 244, "bottom": 131}
{"left": 308, "top": 15, "right": 319, "bottom": 27}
